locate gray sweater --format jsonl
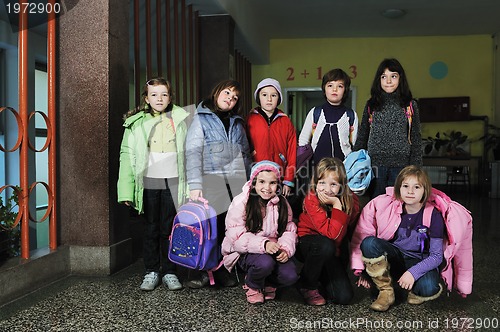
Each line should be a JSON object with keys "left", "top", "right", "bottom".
{"left": 354, "top": 93, "right": 422, "bottom": 167}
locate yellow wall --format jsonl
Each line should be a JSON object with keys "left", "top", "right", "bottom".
{"left": 252, "top": 35, "right": 494, "bottom": 156}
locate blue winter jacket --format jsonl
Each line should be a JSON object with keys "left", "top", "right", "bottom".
{"left": 343, "top": 149, "right": 374, "bottom": 195}
{"left": 185, "top": 103, "right": 252, "bottom": 191}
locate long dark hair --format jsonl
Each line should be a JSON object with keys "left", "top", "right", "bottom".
{"left": 368, "top": 58, "right": 413, "bottom": 110}
{"left": 245, "top": 175, "right": 289, "bottom": 236}
{"left": 202, "top": 79, "right": 242, "bottom": 115}
{"left": 123, "top": 77, "right": 174, "bottom": 120}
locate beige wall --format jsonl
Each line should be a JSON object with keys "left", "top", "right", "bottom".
{"left": 253, "top": 35, "right": 494, "bottom": 157}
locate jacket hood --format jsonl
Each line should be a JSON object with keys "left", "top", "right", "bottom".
{"left": 123, "top": 111, "right": 146, "bottom": 127}
{"left": 249, "top": 107, "right": 288, "bottom": 119}
{"left": 196, "top": 102, "right": 243, "bottom": 120}
{"left": 123, "top": 104, "right": 188, "bottom": 127}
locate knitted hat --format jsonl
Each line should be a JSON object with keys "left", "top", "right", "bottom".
{"left": 254, "top": 78, "right": 283, "bottom": 106}
{"left": 249, "top": 160, "right": 282, "bottom": 184}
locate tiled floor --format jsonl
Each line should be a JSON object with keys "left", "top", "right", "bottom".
{"left": 0, "top": 188, "right": 499, "bottom": 332}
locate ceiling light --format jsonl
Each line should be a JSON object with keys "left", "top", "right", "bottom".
{"left": 381, "top": 8, "right": 406, "bottom": 19}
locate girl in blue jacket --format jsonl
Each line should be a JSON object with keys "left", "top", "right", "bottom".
{"left": 185, "top": 79, "right": 252, "bottom": 288}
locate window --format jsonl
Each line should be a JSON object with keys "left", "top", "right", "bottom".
{"left": 33, "top": 63, "right": 49, "bottom": 249}
{"left": 0, "top": 48, "right": 5, "bottom": 191}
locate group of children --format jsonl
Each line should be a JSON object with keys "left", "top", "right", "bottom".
{"left": 117, "top": 58, "right": 455, "bottom": 311}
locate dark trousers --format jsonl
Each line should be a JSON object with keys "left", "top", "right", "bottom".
{"left": 142, "top": 178, "right": 178, "bottom": 275}
{"left": 360, "top": 236, "right": 442, "bottom": 297}
{"left": 297, "top": 235, "right": 353, "bottom": 304}
{"left": 238, "top": 253, "right": 299, "bottom": 290}
{"left": 200, "top": 174, "right": 245, "bottom": 246}
{"left": 289, "top": 161, "right": 314, "bottom": 219}
{"left": 371, "top": 166, "right": 403, "bottom": 198}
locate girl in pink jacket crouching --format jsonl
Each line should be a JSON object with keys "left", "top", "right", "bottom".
{"left": 221, "top": 160, "right": 298, "bottom": 304}
{"left": 351, "top": 165, "right": 445, "bottom": 312}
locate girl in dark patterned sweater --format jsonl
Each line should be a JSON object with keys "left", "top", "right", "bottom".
{"left": 354, "top": 58, "right": 422, "bottom": 198}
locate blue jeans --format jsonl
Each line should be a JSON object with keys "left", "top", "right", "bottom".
{"left": 360, "top": 236, "right": 441, "bottom": 297}
{"left": 143, "top": 178, "right": 178, "bottom": 275}
{"left": 372, "top": 166, "right": 403, "bottom": 198}
{"left": 297, "top": 235, "right": 353, "bottom": 304}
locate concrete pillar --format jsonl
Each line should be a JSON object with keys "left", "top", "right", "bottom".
{"left": 199, "top": 15, "right": 235, "bottom": 99}
{"left": 58, "top": 0, "right": 131, "bottom": 275}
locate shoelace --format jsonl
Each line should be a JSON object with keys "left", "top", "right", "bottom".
{"left": 164, "top": 275, "right": 178, "bottom": 283}
{"left": 144, "top": 273, "right": 157, "bottom": 282}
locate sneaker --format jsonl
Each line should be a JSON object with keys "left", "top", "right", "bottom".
{"left": 300, "top": 288, "right": 326, "bottom": 306}
{"left": 140, "top": 272, "right": 160, "bottom": 291}
{"left": 163, "top": 274, "right": 183, "bottom": 291}
{"left": 264, "top": 286, "right": 277, "bottom": 300}
{"left": 185, "top": 272, "right": 210, "bottom": 289}
{"left": 243, "top": 285, "right": 264, "bottom": 304}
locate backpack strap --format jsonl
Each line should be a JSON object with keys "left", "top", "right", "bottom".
{"left": 311, "top": 106, "right": 321, "bottom": 137}
{"left": 347, "top": 108, "right": 355, "bottom": 127}
{"left": 347, "top": 108, "right": 355, "bottom": 145}
{"left": 207, "top": 260, "right": 224, "bottom": 286}
{"left": 313, "top": 106, "right": 321, "bottom": 124}
{"left": 197, "top": 196, "right": 210, "bottom": 209}
{"left": 367, "top": 105, "right": 373, "bottom": 126}
{"left": 423, "top": 203, "right": 434, "bottom": 227}
{"left": 405, "top": 101, "right": 414, "bottom": 144}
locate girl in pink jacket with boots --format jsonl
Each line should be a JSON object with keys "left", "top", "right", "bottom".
{"left": 351, "top": 165, "right": 445, "bottom": 312}
{"left": 221, "top": 160, "right": 299, "bottom": 304}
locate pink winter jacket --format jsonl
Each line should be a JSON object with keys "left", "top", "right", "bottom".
{"left": 351, "top": 187, "right": 473, "bottom": 295}
{"left": 221, "top": 183, "right": 297, "bottom": 272}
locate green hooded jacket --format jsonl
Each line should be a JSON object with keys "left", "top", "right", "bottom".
{"left": 117, "top": 105, "right": 189, "bottom": 214}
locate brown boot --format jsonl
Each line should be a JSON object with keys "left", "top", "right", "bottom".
{"left": 407, "top": 284, "right": 443, "bottom": 305}
{"left": 362, "top": 255, "right": 395, "bottom": 312}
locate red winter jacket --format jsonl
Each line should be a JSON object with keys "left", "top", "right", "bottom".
{"left": 298, "top": 191, "right": 360, "bottom": 255}
{"left": 246, "top": 108, "right": 297, "bottom": 187}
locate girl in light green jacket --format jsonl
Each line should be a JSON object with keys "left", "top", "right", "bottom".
{"left": 117, "top": 77, "right": 189, "bottom": 292}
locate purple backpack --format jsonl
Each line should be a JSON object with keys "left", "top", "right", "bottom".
{"left": 168, "top": 199, "right": 220, "bottom": 276}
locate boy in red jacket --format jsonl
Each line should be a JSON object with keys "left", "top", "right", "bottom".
{"left": 246, "top": 78, "right": 297, "bottom": 197}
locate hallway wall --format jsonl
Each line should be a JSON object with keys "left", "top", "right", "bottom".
{"left": 57, "top": 0, "right": 131, "bottom": 275}
{"left": 252, "top": 35, "right": 493, "bottom": 157}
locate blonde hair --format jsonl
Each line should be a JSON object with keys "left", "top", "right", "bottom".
{"left": 393, "top": 165, "right": 432, "bottom": 203}
{"left": 311, "top": 157, "right": 354, "bottom": 214}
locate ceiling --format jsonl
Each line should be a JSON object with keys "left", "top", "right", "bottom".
{"left": 187, "top": 0, "right": 500, "bottom": 64}
{"left": 1, "top": 1, "right": 499, "bottom": 65}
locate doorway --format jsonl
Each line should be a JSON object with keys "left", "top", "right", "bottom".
{"left": 283, "top": 86, "right": 356, "bottom": 133}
